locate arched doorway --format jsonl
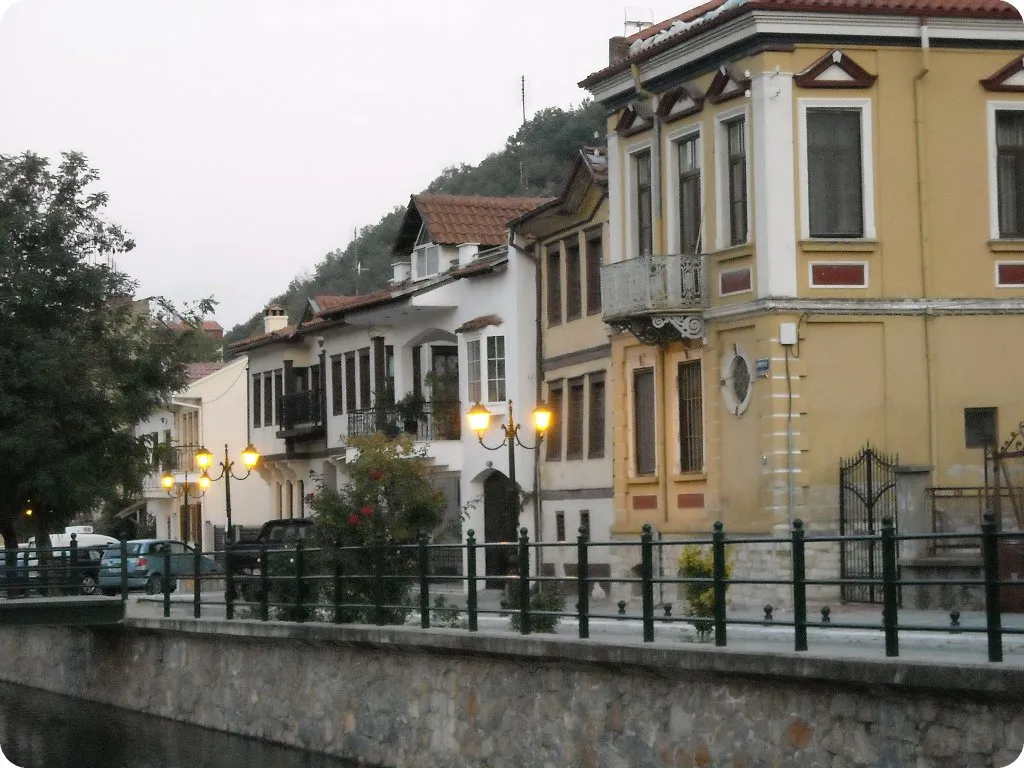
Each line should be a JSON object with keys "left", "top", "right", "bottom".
{"left": 483, "top": 471, "right": 518, "bottom": 588}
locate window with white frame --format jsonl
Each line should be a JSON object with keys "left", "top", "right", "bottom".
{"left": 724, "top": 117, "right": 747, "bottom": 246}
{"left": 996, "top": 108, "right": 1024, "bottom": 238}
{"left": 414, "top": 245, "right": 440, "bottom": 279}
{"left": 807, "top": 108, "right": 863, "bottom": 237}
{"left": 677, "top": 133, "right": 702, "bottom": 254}
{"left": 466, "top": 339, "right": 482, "bottom": 403}
{"left": 799, "top": 99, "right": 875, "bottom": 241}
{"left": 486, "top": 335, "right": 505, "bottom": 402}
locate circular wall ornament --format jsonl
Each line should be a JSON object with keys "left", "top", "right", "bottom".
{"left": 721, "top": 347, "right": 753, "bottom": 416}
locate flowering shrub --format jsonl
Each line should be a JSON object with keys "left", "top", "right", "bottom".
{"left": 305, "top": 433, "right": 448, "bottom": 623}
{"left": 677, "top": 544, "right": 732, "bottom": 640}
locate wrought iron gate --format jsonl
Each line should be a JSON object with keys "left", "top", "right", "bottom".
{"left": 987, "top": 422, "right": 1024, "bottom": 531}
{"left": 839, "top": 446, "right": 899, "bottom": 603}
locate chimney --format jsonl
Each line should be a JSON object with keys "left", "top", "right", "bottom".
{"left": 391, "top": 261, "right": 411, "bottom": 285}
{"left": 609, "top": 36, "right": 630, "bottom": 66}
{"left": 263, "top": 303, "right": 288, "bottom": 334}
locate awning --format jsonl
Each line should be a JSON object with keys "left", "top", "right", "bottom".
{"left": 115, "top": 500, "right": 146, "bottom": 519}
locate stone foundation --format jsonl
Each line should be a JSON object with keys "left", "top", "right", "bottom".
{"left": 0, "top": 620, "right": 1020, "bottom": 768}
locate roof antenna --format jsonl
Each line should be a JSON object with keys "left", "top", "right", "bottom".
{"left": 352, "top": 227, "right": 363, "bottom": 295}
{"left": 624, "top": 6, "right": 654, "bottom": 36}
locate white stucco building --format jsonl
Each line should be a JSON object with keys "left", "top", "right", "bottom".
{"left": 137, "top": 358, "right": 270, "bottom": 551}
{"left": 230, "top": 193, "right": 551, "bottom": 581}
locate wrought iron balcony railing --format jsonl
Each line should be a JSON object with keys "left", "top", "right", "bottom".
{"left": 600, "top": 253, "right": 707, "bottom": 321}
{"left": 279, "top": 390, "right": 323, "bottom": 431}
{"left": 151, "top": 444, "right": 202, "bottom": 474}
{"left": 347, "top": 400, "right": 462, "bottom": 442}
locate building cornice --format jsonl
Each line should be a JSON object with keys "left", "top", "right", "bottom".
{"left": 704, "top": 297, "right": 1024, "bottom": 322}
{"left": 587, "top": 11, "right": 1024, "bottom": 105}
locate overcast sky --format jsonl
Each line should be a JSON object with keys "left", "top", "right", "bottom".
{"left": 0, "top": 0, "right": 698, "bottom": 329}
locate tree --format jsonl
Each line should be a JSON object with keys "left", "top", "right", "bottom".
{"left": 305, "top": 433, "right": 447, "bottom": 623}
{"left": 0, "top": 151, "right": 211, "bottom": 578}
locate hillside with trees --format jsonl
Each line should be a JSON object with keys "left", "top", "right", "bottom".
{"left": 223, "top": 101, "right": 606, "bottom": 346}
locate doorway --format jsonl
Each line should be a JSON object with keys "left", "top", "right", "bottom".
{"left": 483, "top": 471, "right": 519, "bottom": 588}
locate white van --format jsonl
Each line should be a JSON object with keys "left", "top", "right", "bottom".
{"left": 22, "top": 532, "right": 120, "bottom": 578}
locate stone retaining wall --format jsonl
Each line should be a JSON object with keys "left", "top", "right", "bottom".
{"left": 0, "top": 619, "right": 1021, "bottom": 768}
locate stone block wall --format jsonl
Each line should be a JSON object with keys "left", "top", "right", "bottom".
{"left": 0, "top": 619, "right": 1020, "bottom": 768}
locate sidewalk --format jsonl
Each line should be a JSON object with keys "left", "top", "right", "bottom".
{"left": 132, "top": 587, "right": 1024, "bottom": 664}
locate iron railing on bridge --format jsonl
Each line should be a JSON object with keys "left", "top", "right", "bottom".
{"left": 4, "top": 519, "right": 1023, "bottom": 663}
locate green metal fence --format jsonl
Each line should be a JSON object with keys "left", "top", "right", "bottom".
{"left": 2, "top": 516, "right": 1021, "bottom": 663}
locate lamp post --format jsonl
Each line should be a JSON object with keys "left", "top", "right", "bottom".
{"left": 194, "top": 443, "right": 259, "bottom": 620}
{"left": 466, "top": 400, "right": 552, "bottom": 574}
{"left": 160, "top": 461, "right": 209, "bottom": 543}
{"left": 194, "top": 443, "right": 260, "bottom": 546}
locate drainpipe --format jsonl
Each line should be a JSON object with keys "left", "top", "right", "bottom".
{"left": 915, "top": 20, "right": 939, "bottom": 477}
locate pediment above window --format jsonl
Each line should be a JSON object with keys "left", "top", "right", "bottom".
{"left": 705, "top": 65, "right": 750, "bottom": 104}
{"left": 615, "top": 99, "right": 656, "bottom": 135}
{"left": 981, "top": 56, "right": 1024, "bottom": 92}
{"left": 657, "top": 84, "right": 705, "bottom": 123}
{"left": 794, "top": 50, "right": 877, "bottom": 89}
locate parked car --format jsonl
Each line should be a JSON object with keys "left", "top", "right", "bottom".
{"left": 21, "top": 533, "right": 120, "bottom": 581}
{"left": 225, "top": 519, "right": 315, "bottom": 602}
{"left": 98, "top": 539, "right": 221, "bottom": 596}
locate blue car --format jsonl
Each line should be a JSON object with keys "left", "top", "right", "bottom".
{"left": 98, "top": 539, "right": 221, "bottom": 595}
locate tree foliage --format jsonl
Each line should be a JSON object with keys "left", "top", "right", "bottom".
{"left": 0, "top": 151, "right": 211, "bottom": 557}
{"left": 302, "top": 433, "right": 448, "bottom": 623}
{"left": 223, "top": 101, "right": 607, "bottom": 345}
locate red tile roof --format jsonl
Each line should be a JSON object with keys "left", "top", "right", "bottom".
{"left": 581, "top": 0, "right": 1021, "bottom": 88}
{"left": 185, "top": 362, "right": 229, "bottom": 382}
{"left": 411, "top": 194, "right": 552, "bottom": 247}
{"left": 313, "top": 295, "right": 363, "bottom": 313}
{"left": 226, "top": 325, "right": 296, "bottom": 353}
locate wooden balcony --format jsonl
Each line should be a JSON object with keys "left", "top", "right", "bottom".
{"left": 276, "top": 390, "right": 325, "bottom": 440}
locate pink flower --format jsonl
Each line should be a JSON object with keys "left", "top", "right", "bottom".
{"left": 360, "top": 504, "right": 374, "bottom": 517}
{"left": 348, "top": 514, "right": 360, "bottom": 526}
{"left": 368, "top": 469, "right": 384, "bottom": 482}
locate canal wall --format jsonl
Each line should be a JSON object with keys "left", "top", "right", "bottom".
{"left": 0, "top": 618, "right": 1021, "bottom": 768}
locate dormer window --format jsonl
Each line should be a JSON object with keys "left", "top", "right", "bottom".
{"left": 414, "top": 244, "right": 440, "bottom": 279}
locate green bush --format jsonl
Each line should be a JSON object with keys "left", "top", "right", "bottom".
{"left": 506, "top": 582, "right": 566, "bottom": 633}
{"left": 677, "top": 544, "right": 731, "bottom": 640}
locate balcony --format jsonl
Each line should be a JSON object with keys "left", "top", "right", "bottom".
{"left": 276, "top": 390, "right": 325, "bottom": 440}
{"left": 601, "top": 254, "right": 707, "bottom": 343}
{"left": 347, "top": 400, "right": 462, "bottom": 442}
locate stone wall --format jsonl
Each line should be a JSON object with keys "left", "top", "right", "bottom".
{"left": 0, "top": 619, "right": 1021, "bottom": 768}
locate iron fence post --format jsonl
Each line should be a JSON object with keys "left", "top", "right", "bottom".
{"left": 712, "top": 521, "right": 727, "bottom": 648}
{"left": 373, "top": 535, "right": 385, "bottom": 626}
{"left": 881, "top": 516, "right": 899, "bottom": 657}
{"left": 294, "top": 538, "right": 305, "bottom": 622}
{"left": 69, "top": 534, "right": 78, "bottom": 594}
{"left": 193, "top": 545, "right": 201, "bottom": 619}
{"left": 120, "top": 539, "right": 128, "bottom": 605}
{"left": 225, "top": 546, "right": 234, "bottom": 622}
{"left": 332, "top": 539, "right": 343, "bottom": 624}
{"left": 518, "top": 527, "right": 531, "bottom": 635}
{"left": 577, "top": 526, "right": 590, "bottom": 640}
{"left": 792, "top": 519, "right": 807, "bottom": 652}
{"left": 419, "top": 532, "right": 430, "bottom": 629}
{"left": 162, "top": 547, "right": 172, "bottom": 618}
{"left": 259, "top": 543, "right": 269, "bottom": 622}
{"left": 982, "top": 510, "right": 1003, "bottom": 663}
{"left": 466, "top": 530, "right": 478, "bottom": 632}
{"left": 641, "top": 524, "right": 655, "bottom": 642}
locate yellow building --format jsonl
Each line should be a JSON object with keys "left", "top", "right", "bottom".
{"left": 510, "top": 148, "right": 613, "bottom": 576}
{"left": 580, "top": 0, "right": 1024, "bottom": 601}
